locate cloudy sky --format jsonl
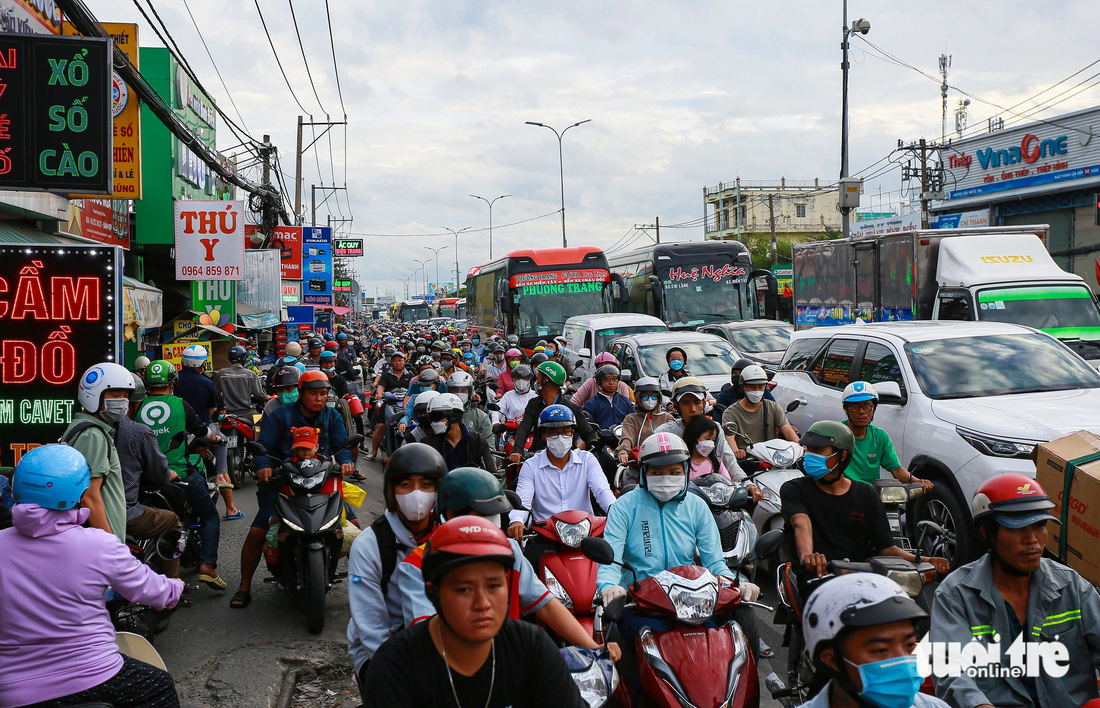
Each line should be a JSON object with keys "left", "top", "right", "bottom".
{"left": 94, "top": 0, "right": 1100, "bottom": 297}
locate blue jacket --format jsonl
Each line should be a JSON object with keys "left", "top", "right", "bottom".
{"left": 254, "top": 402, "right": 352, "bottom": 470}
{"left": 583, "top": 392, "right": 633, "bottom": 430}
{"left": 596, "top": 482, "right": 733, "bottom": 593}
{"left": 399, "top": 381, "right": 447, "bottom": 425}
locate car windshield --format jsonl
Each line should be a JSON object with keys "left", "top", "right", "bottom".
{"left": 976, "top": 285, "right": 1100, "bottom": 332}
{"left": 905, "top": 333, "right": 1100, "bottom": 399}
{"left": 514, "top": 283, "right": 605, "bottom": 340}
{"left": 637, "top": 340, "right": 740, "bottom": 377}
{"left": 595, "top": 326, "right": 667, "bottom": 353}
{"left": 660, "top": 264, "right": 756, "bottom": 328}
{"left": 724, "top": 325, "right": 792, "bottom": 353}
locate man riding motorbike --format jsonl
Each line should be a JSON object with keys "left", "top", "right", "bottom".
{"left": 447, "top": 370, "right": 495, "bottom": 448}
{"left": 422, "top": 393, "right": 496, "bottom": 473}
{"left": 366, "top": 350, "right": 415, "bottom": 461}
{"left": 582, "top": 364, "right": 633, "bottom": 430}
{"left": 399, "top": 366, "right": 441, "bottom": 436}
{"left": 510, "top": 362, "right": 597, "bottom": 463}
{"left": 841, "top": 381, "right": 933, "bottom": 491}
{"left": 657, "top": 345, "right": 692, "bottom": 399}
{"left": 723, "top": 364, "right": 800, "bottom": 459}
{"left": 571, "top": 352, "right": 634, "bottom": 408}
{"left": 212, "top": 345, "right": 267, "bottom": 419}
{"left": 711, "top": 357, "right": 774, "bottom": 421}
{"left": 492, "top": 363, "right": 536, "bottom": 424}
{"left": 176, "top": 345, "right": 239, "bottom": 519}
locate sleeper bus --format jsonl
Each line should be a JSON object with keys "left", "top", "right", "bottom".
{"left": 395, "top": 299, "right": 431, "bottom": 324}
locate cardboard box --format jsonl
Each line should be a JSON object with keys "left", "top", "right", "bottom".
{"left": 1034, "top": 430, "right": 1100, "bottom": 587}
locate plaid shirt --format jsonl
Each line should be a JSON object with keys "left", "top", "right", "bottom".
{"left": 116, "top": 416, "right": 172, "bottom": 521}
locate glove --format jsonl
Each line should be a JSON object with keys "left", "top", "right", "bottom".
{"left": 739, "top": 581, "right": 761, "bottom": 603}
{"left": 601, "top": 585, "right": 627, "bottom": 608}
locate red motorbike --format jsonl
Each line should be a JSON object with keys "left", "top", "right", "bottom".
{"left": 219, "top": 413, "right": 257, "bottom": 488}
{"left": 528, "top": 510, "right": 607, "bottom": 637}
{"left": 490, "top": 414, "right": 532, "bottom": 489}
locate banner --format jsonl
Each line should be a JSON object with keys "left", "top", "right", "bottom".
{"left": 286, "top": 305, "right": 314, "bottom": 327}
{"left": 191, "top": 280, "right": 236, "bottom": 334}
{"left": 238, "top": 250, "right": 281, "bottom": 328}
{"left": 271, "top": 225, "right": 303, "bottom": 279}
{"left": 175, "top": 200, "right": 245, "bottom": 280}
{"left": 772, "top": 265, "right": 793, "bottom": 298}
{"left": 301, "top": 226, "right": 333, "bottom": 305}
{"left": 334, "top": 238, "right": 363, "bottom": 256}
{"left": 0, "top": 244, "right": 121, "bottom": 466}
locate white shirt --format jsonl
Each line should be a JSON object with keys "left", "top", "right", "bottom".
{"left": 509, "top": 448, "right": 617, "bottom": 525}
{"left": 493, "top": 389, "right": 537, "bottom": 424}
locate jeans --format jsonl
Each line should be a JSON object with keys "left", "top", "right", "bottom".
{"left": 179, "top": 473, "right": 220, "bottom": 567}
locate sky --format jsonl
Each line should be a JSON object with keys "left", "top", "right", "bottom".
{"left": 91, "top": 0, "right": 1100, "bottom": 299}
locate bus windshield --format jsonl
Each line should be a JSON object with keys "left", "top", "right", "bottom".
{"left": 399, "top": 305, "right": 430, "bottom": 322}
{"left": 976, "top": 285, "right": 1100, "bottom": 333}
{"left": 660, "top": 264, "right": 755, "bottom": 328}
{"left": 514, "top": 284, "right": 605, "bottom": 341}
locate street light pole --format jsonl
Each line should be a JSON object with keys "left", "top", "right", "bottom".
{"left": 424, "top": 245, "right": 448, "bottom": 294}
{"left": 441, "top": 227, "right": 471, "bottom": 293}
{"left": 414, "top": 258, "right": 430, "bottom": 296}
{"left": 470, "top": 194, "right": 510, "bottom": 259}
{"left": 840, "top": 2, "right": 870, "bottom": 239}
{"left": 526, "top": 119, "right": 591, "bottom": 247}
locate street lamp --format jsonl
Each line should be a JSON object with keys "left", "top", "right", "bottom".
{"left": 441, "top": 227, "right": 471, "bottom": 293}
{"left": 840, "top": 1, "right": 870, "bottom": 239}
{"left": 424, "top": 245, "right": 448, "bottom": 294}
{"left": 470, "top": 194, "right": 510, "bottom": 259}
{"left": 525, "top": 119, "right": 591, "bottom": 247}
{"left": 413, "top": 258, "right": 430, "bottom": 297}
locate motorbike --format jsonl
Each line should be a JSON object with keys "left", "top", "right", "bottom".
{"left": 526, "top": 509, "right": 609, "bottom": 638}
{"left": 220, "top": 413, "right": 257, "bottom": 488}
{"left": 580, "top": 530, "right": 782, "bottom": 708}
{"left": 590, "top": 425, "right": 623, "bottom": 488}
{"left": 560, "top": 646, "right": 622, "bottom": 708}
{"left": 687, "top": 473, "right": 760, "bottom": 582}
{"left": 489, "top": 405, "right": 532, "bottom": 489}
{"left": 744, "top": 438, "right": 803, "bottom": 539}
{"left": 375, "top": 387, "right": 407, "bottom": 458}
{"left": 110, "top": 528, "right": 187, "bottom": 641}
{"left": 246, "top": 433, "right": 364, "bottom": 634}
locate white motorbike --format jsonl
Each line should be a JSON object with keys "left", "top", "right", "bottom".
{"left": 743, "top": 438, "right": 803, "bottom": 539}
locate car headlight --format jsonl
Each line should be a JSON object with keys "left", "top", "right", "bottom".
{"left": 957, "top": 428, "right": 1036, "bottom": 459}
{"left": 886, "top": 569, "right": 923, "bottom": 598}
{"left": 878, "top": 485, "right": 910, "bottom": 504}
{"left": 655, "top": 569, "right": 718, "bottom": 624}
{"left": 555, "top": 518, "right": 592, "bottom": 548}
{"left": 701, "top": 480, "right": 735, "bottom": 506}
{"left": 570, "top": 661, "right": 608, "bottom": 708}
{"left": 771, "top": 446, "right": 796, "bottom": 468}
{"left": 543, "top": 566, "right": 573, "bottom": 610}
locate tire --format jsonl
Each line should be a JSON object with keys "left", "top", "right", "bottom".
{"left": 785, "top": 624, "right": 813, "bottom": 707}
{"left": 913, "top": 482, "right": 979, "bottom": 568}
{"left": 227, "top": 442, "right": 245, "bottom": 489}
{"left": 306, "top": 547, "right": 327, "bottom": 634}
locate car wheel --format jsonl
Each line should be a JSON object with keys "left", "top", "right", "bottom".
{"left": 913, "top": 483, "right": 979, "bottom": 567}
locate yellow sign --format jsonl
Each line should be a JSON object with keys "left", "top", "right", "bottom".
{"left": 65, "top": 23, "right": 142, "bottom": 198}
{"left": 174, "top": 319, "right": 198, "bottom": 339}
{"left": 162, "top": 342, "right": 213, "bottom": 374}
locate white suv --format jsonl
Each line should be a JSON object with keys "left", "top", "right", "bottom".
{"left": 771, "top": 321, "right": 1100, "bottom": 563}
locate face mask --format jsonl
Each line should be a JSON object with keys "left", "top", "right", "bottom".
{"left": 669, "top": 359, "right": 684, "bottom": 371}
{"left": 481, "top": 513, "right": 502, "bottom": 529}
{"left": 442, "top": 360, "right": 454, "bottom": 369}
{"left": 322, "top": 365, "right": 335, "bottom": 374}
{"left": 513, "top": 380, "right": 531, "bottom": 394}
{"left": 647, "top": 474, "right": 685, "bottom": 502}
{"left": 453, "top": 392, "right": 469, "bottom": 404}
{"left": 495, "top": 354, "right": 505, "bottom": 362}
{"left": 695, "top": 440, "right": 716, "bottom": 457}
{"left": 640, "top": 396, "right": 657, "bottom": 411}
{"left": 508, "top": 360, "right": 520, "bottom": 369}
{"left": 845, "top": 655, "right": 922, "bottom": 708}
{"left": 417, "top": 347, "right": 426, "bottom": 354}
{"left": 279, "top": 389, "right": 300, "bottom": 405}
{"left": 99, "top": 398, "right": 129, "bottom": 424}
{"left": 472, "top": 339, "right": 480, "bottom": 345}
{"left": 745, "top": 390, "right": 765, "bottom": 404}
{"left": 546, "top": 434, "right": 573, "bottom": 458}
{"left": 431, "top": 420, "right": 448, "bottom": 435}
{"left": 396, "top": 489, "right": 436, "bottom": 523}
{"left": 803, "top": 452, "right": 837, "bottom": 480}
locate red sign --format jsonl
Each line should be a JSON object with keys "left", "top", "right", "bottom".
{"left": 510, "top": 269, "right": 609, "bottom": 288}
{"left": 665, "top": 264, "right": 747, "bottom": 283}
{"left": 246, "top": 225, "right": 302, "bottom": 280}
{"left": 81, "top": 199, "right": 112, "bottom": 243}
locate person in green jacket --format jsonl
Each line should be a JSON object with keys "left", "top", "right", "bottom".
{"left": 841, "top": 380, "right": 932, "bottom": 492}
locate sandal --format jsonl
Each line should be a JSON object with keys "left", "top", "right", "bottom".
{"left": 229, "top": 590, "right": 251, "bottom": 609}
{"left": 759, "top": 638, "right": 775, "bottom": 659}
{"left": 223, "top": 511, "right": 245, "bottom": 520}
{"left": 198, "top": 573, "right": 227, "bottom": 591}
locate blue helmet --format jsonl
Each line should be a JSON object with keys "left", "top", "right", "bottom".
{"left": 842, "top": 381, "right": 879, "bottom": 403}
{"left": 12, "top": 444, "right": 90, "bottom": 510}
{"left": 319, "top": 350, "right": 338, "bottom": 362}
{"left": 539, "top": 404, "right": 576, "bottom": 429}
{"left": 337, "top": 333, "right": 348, "bottom": 341}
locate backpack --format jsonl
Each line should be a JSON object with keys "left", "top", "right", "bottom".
{"left": 371, "top": 514, "right": 400, "bottom": 595}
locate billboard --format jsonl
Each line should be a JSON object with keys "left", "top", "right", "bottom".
{"left": 271, "top": 225, "right": 303, "bottom": 279}
{"left": 175, "top": 200, "right": 245, "bottom": 280}
{"left": 333, "top": 278, "right": 353, "bottom": 292}
{"left": 0, "top": 34, "right": 113, "bottom": 194}
{"left": 0, "top": 244, "right": 121, "bottom": 466}
{"left": 281, "top": 281, "right": 301, "bottom": 305}
{"left": 191, "top": 280, "right": 236, "bottom": 334}
{"left": 301, "top": 226, "right": 332, "bottom": 305}
{"left": 286, "top": 305, "right": 314, "bottom": 327}
{"left": 333, "top": 238, "right": 363, "bottom": 256}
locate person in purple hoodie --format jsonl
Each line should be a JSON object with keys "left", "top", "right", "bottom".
{"left": 0, "top": 444, "right": 184, "bottom": 708}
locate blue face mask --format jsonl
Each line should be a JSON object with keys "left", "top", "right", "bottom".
{"left": 669, "top": 359, "right": 684, "bottom": 371}
{"left": 802, "top": 451, "right": 836, "bottom": 479}
{"left": 278, "top": 389, "right": 300, "bottom": 405}
{"left": 846, "top": 655, "right": 922, "bottom": 708}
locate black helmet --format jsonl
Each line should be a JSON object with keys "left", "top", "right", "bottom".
{"left": 731, "top": 357, "right": 754, "bottom": 383}
{"left": 273, "top": 366, "right": 302, "bottom": 388}
{"left": 308, "top": 337, "right": 323, "bottom": 350}
{"left": 529, "top": 352, "right": 549, "bottom": 366}
{"left": 595, "top": 364, "right": 620, "bottom": 382}
{"left": 229, "top": 345, "right": 248, "bottom": 363}
{"left": 436, "top": 467, "right": 512, "bottom": 521}
{"left": 665, "top": 346, "right": 687, "bottom": 363}
{"left": 511, "top": 364, "right": 533, "bottom": 381}
{"left": 384, "top": 442, "right": 447, "bottom": 483}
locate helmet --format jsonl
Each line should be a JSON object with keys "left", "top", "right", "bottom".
{"left": 413, "top": 389, "right": 441, "bottom": 413}
{"left": 535, "top": 361, "right": 567, "bottom": 387}
{"left": 308, "top": 337, "right": 323, "bottom": 350}
{"left": 431, "top": 340, "right": 446, "bottom": 351}
{"left": 842, "top": 381, "right": 879, "bottom": 404}
{"left": 447, "top": 370, "right": 474, "bottom": 390}
{"left": 418, "top": 368, "right": 440, "bottom": 386}
{"left": 665, "top": 346, "right": 687, "bottom": 363}
{"left": 740, "top": 365, "right": 768, "bottom": 386}
{"left": 635, "top": 376, "right": 661, "bottom": 395}
{"left": 539, "top": 403, "right": 575, "bottom": 428}
{"left": 505, "top": 348, "right": 523, "bottom": 360}
{"left": 511, "top": 364, "right": 533, "bottom": 381}
{"left": 78, "top": 362, "right": 137, "bottom": 412}
{"left": 180, "top": 344, "right": 208, "bottom": 368}
{"left": 298, "top": 370, "right": 332, "bottom": 390}
{"left": 506, "top": 334, "right": 520, "bottom": 346}
{"left": 337, "top": 333, "right": 348, "bottom": 341}
{"left": 416, "top": 354, "right": 435, "bottom": 368}
{"left": 802, "top": 572, "right": 927, "bottom": 663}
{"left": 595, "top": 364, "right": 620, "bottom": 382}
{"left": 671, "top": 377, "right": 707, "bottom": 403}
{"left": 134, "top": 356, "right": 151, "bottom": 370}
{"left": 639, "top": 431, "right": 690, "bottom": 468}
{"left": 529, "top": 352, "right": 549, "bottom": 366}
{"left": 274, "top": 366, "right": 302, "bottom": 388}
{"left": 972, "top": 474, "right": 1059, "bottom": 528}
{"left": 421, "top": 515, "right": 515, "bottom": 589}
{"left": 731, "top": 357, "right": 754, "bottom": 373}
{"left": 11, "top": 444, "right": 90, "bottom": 510}
{"left": 319, "top": 350, "right": 338, "bottom": 363}
{"left": 594, "top": 352, "right": 618, "bottom": 367}
{"left": 384, "top": 442, "right": 447, "bottom": 483}
{"left": 437, "top": 467, "right": 512, "bottom": 520}
{"left": 325, "top": 341, "right": 339, "bottom": 351}
{"left": 129, "top": 373, "right": 147, "bottom": 403}
{"left": 228, "top": 346, "right": 248, "bottom": 363}
{"left": 285, "top": 342, "right": 303, "bottom": 357}
{"left": 799, "top": 420, "right": 855, "bottom": 455}
{"left": 535, "top": 339, "right": 548, "bottom": 349}
{"left": 428, "top": 393, "right": 465, "bottom": 417}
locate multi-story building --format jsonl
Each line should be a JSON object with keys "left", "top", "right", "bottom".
{"left": 703, "top": 178, "right": 844, "bottom": 242}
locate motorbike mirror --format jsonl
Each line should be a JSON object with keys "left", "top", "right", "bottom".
{"left": 486, "top": 402, "right": 500, "bottom": 412}
{"left": 786, "top": 399, "right": 802, "bottom": 413}
{"left": 721, "top": 382, "right": 732, "bottom": 391}
{"left": 245, "top": 440, "right": 267, "bottom": 456}
{"left": 343, "top": 434, "right": 365, "bottom": 450}
{"left": 504, "top": 490, "right": 525, "bottom": 512}
{"left": 580, "top": 536, "right": 616, "bottom": 566}
{"left": 620, "top": 370, "right": 632, "bottom": 384}
{"left": 755, "top": 529, "right": 784, "bottom": 560}
{"left": 918, "top": 519, "right": 946, "bottom": 538}
{"left": 712, "top": 403, "right": 727, "bottom": 417}
{"left": 492, "top": 423, "right": 507, "bottom": 436}
{"left": 156, "top": 528, "right": 187, "bottom": 561}
{"left": 603, "top": 594, "right": 627, "bottom": 624}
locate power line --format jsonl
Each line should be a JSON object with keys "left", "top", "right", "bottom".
{"left": 345, "top": 210, "right": 561, "bottom": 238}
{"left": 179, "top": 0, "right": 251, "bottom": 136}
{"left": 323, "top": 0, "right": 345, "bottom": 115}
{"left": 253, "top": 0, "right": 310, "bottom": 115}
{"left": 287, "top": 0, "right": 327, "bottom": 115}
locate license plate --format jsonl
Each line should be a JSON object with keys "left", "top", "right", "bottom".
{"left": 226, "top": 437, "right": 238, "bottom": 449}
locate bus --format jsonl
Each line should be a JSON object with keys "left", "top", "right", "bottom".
{"left": 465, "top": 246, "right": 626, "bottom": 350}
{"left": 436, "top": 297, "right": 461, "bottom": 318}
{"left": 606, "top": 241, "right": 776, "bottom": 329}
{"left": 395, "top": 299, "right": 431, "bottom": 323}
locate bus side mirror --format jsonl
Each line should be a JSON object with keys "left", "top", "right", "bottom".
{"left": 751, "top": 269, "right": 778, "bottom": 320}
{"left": 647, "top": 276, "right": 663, "bottom": 308}
{"left": 498, "top": 293, "right": 512, "bottom": 314}
{"left": 611, "top": 273, "right": 629, "bottom": 305}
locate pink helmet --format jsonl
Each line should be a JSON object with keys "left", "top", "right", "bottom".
{"left": 505, "top": 348, "right": 523, "bottom": 359}
{"left": 595, "top": 352, "right": 618, "bottom": 366}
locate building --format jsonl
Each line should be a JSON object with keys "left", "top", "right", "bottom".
{"left": 703, "top": 178, "right": 844, "bottom": 242}
{"left": 934, "top": 105, "right": 1100, "bottom": 293}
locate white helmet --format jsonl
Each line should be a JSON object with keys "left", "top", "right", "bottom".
{"left": 447, "top": 370, "right": 474, "bottom": 390}
{"left": 181, "top": 344, "right": 208, "bottom": 368}
{"left": 413, "top": 389, "right": 441, "bottom": 413}
{"left": 638, "top": 431, "right": 690, "bottom": 468}
{"left": 77, "top": 362, "right": 136, "bottom": 413}
{"left": 739, "top": 364, "right": 768, "bottom": 386}
{"left": 428, "top": 392, "right": 464, "bottom": 416}
{"left": 842, "top": 380, "right": 879, "bottom": 404}
{"left": 134, "top": 356, "right": 151, "bottom": 370}
{"left": 801, "top": 572, "right": 927, "bottom": 663}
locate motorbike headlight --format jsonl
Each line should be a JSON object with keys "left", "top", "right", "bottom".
{"left": 957, "top": 428, "right": 1036, "bottom": 459}
{"left": 555, "top": 518, "right": 592, "bottom": 548}
{"left": 886, "top": 569, "right": 923, "bottom": 598}
{"left": 570, "top": 661, "right": 609, "bottom": 708}
{"left": 701, "top": 481, "right": 735, "bottom": 507}
{"left": 771, "top": 446, "right": 796, "bottom": 468}
{"left": 543, "top": 566, "right": 573, "bottom": 610}
{"left": 655, "top": 569, "right": 718, "bottom": 624}
{"left": 878, "top": 485, "right": 910, "bottom": 504}
{"left": 281, "top": 517, "right": 305, "bottom": 532}
{"left": 289, "top": 473, "right": 305, "bottom": 487}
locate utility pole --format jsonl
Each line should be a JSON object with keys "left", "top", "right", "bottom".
{"left": 261, "top": 134, "right": 271, "bottom": 184}
{"left": 655, "top": 216, "right": 660, "bottom": 244}
{"left": 919, "top": 138, "right": 930, "bottom": 229}
{"left": 939, "top": 54, "right": 951, "bottom": 144}
{"left": 311, "top": 185, "right": 347, "bottom": 227}
{"left": 840, "top": 3, "right": 870, "bottom": 240}
{"left": 735, "top": 179, "right": 742, "bottom": 242}
{"left": 294, "top": 117, "right": 303, "bottom": 222}
{"left": 767, "top": 194, "right": 778, "bottom": 265}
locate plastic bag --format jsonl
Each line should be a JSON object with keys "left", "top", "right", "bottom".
{"left": 342, "top": 481, "right": 366, "bottom": 508}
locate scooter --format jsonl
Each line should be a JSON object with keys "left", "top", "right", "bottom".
{"left": 220, "top": 413, "right": 256, "bottom": 488}
{"left": 526, "top": 509, "right": 608, "bottom": 637}
{"left": 375, "top": 388, "right": 407, "bottom": 458}
{"left": 247, "top": 433, "right": 363, "bottom": 634}
{"left": 687, "top": 473, "right": 760, "bottom": 582}
{"left": 110, "top": 528, "right": 186, "bottom": 640}
{"left": 743, "top": 438, "right": 803, "bottom": 539}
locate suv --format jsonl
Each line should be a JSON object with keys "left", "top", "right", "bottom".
{"left": 605, "top": 331, "right": 743, "bottom": 397}
{"left": 772, "top": 321, "right": 1100, "bottom": 564}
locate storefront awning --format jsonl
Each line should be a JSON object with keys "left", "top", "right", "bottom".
{"left": 0, "top": 222, "right": 72, "bottom": 244}
{"left": 196, "top": 323, "right": 245, "bottom": 341}
{"left": 122, "top": 276, "right": 163, "bottom": 329}
{"left": 236, "top": 300, "right": 280, "bottom": 329}
{"left": 313, "top": 304, "right": 352, "bottom": 315}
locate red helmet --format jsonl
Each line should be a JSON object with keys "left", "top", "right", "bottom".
{"left": 298, "top": 370, "right": 331, "bottom": 390}
{"left": 421, "top": 515, "right": 515, "bottom": 587}
{"left": 325, "top": 341, "right": 339, "bottom": 351}
{"left": 972, "top": 473, "right": 1059, "bottom": 528}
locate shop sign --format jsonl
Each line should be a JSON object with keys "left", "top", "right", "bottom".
{"left": 301, "top": 226, "right": 332, "bottom": 305}
{"left": 0, "top": 34, "right": 112, "bottom": 194}
{"left": 509, "top": 269, "right": 609, "bottom": 288}
{"left": 173, "top": 318, "right": 197, "bottom": 340}
{"left": 772, "top": 265, "right": 793, "bottom": 298}
{"left": 286, "top": 305, "right": 314, "bottom": 327}
{"left": 281, "top": 281, "right": 301, "bottom": 305}
{"left": 162, "top": 341, "right": 210, "bottom": 374}
{"left": 333, "top": 238, "right": 363, "bottom": 256}
{"left": 174, "top": 200, "right": 244, "bottom": 280}
{"left": 272, "top": 225, "right": 302, "bottom": 279}
{"left": 190, "top": 279, "right": 236, "bottom": 334}
{"left": 2, "top": 0, "right": 63, "bottom": 35}
{"left": 0, "top": 244, "right": 120, "bottom": 466}
{"left": 664, "top": 264, "right": 747, "bottom": 282}
{"left": 333, "top": 278, "right": 352, "bottom": 292}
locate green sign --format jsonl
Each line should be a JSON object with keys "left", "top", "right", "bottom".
{"left": 191, "top": 280, "right": 236, "bottom": 333}
{"left": 772, "top": 265, "right": 793, "bottom": 297}
{"left": 521, "top": 281, "right": 602, "bottom": 296}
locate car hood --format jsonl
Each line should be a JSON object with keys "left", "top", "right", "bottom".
{"left": 747, "top": 351, "right": 784, "bottom": 365}
{"left": 697, "top": 374, "right": 734, "bottom": 396}
{"left": 931, "top": 388, "right": 1100, "bottom": 441}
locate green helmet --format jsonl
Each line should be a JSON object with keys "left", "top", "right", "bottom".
{"left": 436, "top": 467, "right": 512, "bottom": 521}
{"left": 129, "top": 373, "right": 147, "bottom": 403}
{"left": 535, "top": 361, "right": 567, "bottom": 387}
{"left": 799, "top": 420, "right": 855, "bottom": 455}
{"left": 144, "top": 360, "right": 178, "bottom": 386}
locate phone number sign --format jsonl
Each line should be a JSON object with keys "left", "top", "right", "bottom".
{"left": 174, "top": 200, "right": 245, "bottom": 280}
{"left": 0, "top": 34, "right": 113, "bottom": 194}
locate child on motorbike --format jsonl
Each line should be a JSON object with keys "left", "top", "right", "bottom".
{"left": 682, "top": 415, "right": 732, "bottom": 480}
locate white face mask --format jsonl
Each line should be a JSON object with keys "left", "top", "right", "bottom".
{"left": 640, "top": 396, "right": 657, "bottom": 410}
{"left": 513, "top": 380, "right": 531, "bottom": 394}
{"left": 431, "top": 420, "right": 448, "bottom": 435}
{"left": 745, "top": 390, "right": 765, "bottom": 404}
{"left": 396, "top": 489, "right": 436, "bottom": 522}
{"left": 546, "top": 433, "right": 573, "bottom": 458}
{"left": 453, "top": 392, "right": 469, "bottom": 404}
{"left": 695, "top": 440, "right": 716, "bottom": 457}
{"left": 647, "top": 474, "right": 685, "bottom": 502}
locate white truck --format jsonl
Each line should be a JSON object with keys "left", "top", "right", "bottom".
{"left": 792, "top": 225, "right": 1100, "bottom": 365}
